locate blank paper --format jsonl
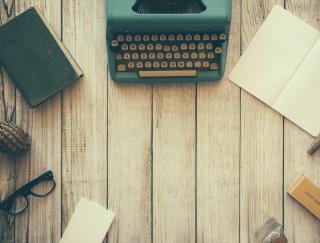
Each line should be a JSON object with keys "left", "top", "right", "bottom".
{"left": 229, "top": 5, "right": 320, "bottom": 136}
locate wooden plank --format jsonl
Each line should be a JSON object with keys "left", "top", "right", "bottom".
{"left": 107, "top": 80, "right": 152, "bottom": 243}
{"left": 153, "top": 83, "right": 196, "bottom": 243}
{"left": 13, "top": 1, "right": 62, "bottom": 242}
{"left": 0, "top": 1, "right": 16, "bottom": 242}
{"left": 240, "top": 1, "right": 284, "bottom": 242}
{"left": 196, "top": 0, "right": 241, "bottom": 242}
{"left": 61, "top": 0, "right": 108, "bottom": 237}
{"left": 284, "top": 1, "right": 320, "bottom": 242}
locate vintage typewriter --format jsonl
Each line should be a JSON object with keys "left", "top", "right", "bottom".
{"left": 106, "top": 0, "right": 232, "bottom": 82}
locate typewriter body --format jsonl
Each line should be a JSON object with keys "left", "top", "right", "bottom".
{"left": 106, "top": 0, "right": 232, "bottom": 82}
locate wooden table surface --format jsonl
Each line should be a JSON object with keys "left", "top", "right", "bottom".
{"left": 1, "top": 0, "right": 320, "bottom": 242}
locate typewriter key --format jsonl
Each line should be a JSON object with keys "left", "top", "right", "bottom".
{"left": 199, "top": 52, "right": 206, "bottom": 59}
{"left": 194, "top": 34, "right": 201, "bottom": 41}
{"left": 168, "top": 34, "right": 175, "bottom": 41}
{"left": 139, "top": 70, "right": 197, "bottom": 78}
{"left": 206, "top": 43, "right": 213, "bottom": 50}
{"left": 132, "top": 53, "right": 139, "bottom": 59}
{"left": 117, "top": 35, "right": 124, "bottom": 42}
{"left": 180, "top": 43, "right": 188, "bottom": 50}
{"left": 210, "top": 63, "right": 218, "bottom": 70}
{"left": 203, "top": 34, "right": 210, "bottom": 41}
{"left": 182, "top": 52, "right": 189, "bottom": 59}
{"left": 211, "top": 34, "right": 218, "bottom": 40}
{"left": 153, "top": 61, "right": 160, "bottom": 68}
{"left": 174, "top": 53, "right": 181, "bottom": 59}
{"left": 145, "top": 62, "right": 152, "bottom": 68}
{"left": 164, "top": 45, "right": 171, "bottom": 52}
{"left": 115, "top": 53, "right": 123, "bottom": 60}
{"left": 151, "top": 34, "right": 158, "bottom": 41}
{"left": 124, "top": 53, "right": 131, "bottom": 60}
{"left": 138, "top": 44, "right": 146, "bottom": 51}
{"left": 189, "top": 43, "right": 196, "bottom": 50}
{"left": 149, "top": 53, "right": 156, "bottom": 59}
{"left": 147, "top": 44, "right": 154, "bottom": 51}
{"left": 143, "top": 34, "right": 150, "bottom": 41}
{"left": 207, "top": 52, "right": 215, "bottom": 59}
{"left": 203, "top": 61, "right": 210, "bottom": 68}
{"left": 117, "top": 64, "right": 126, "bottom": 72}
{"left": 177, "top": 34, "right": 183, "bottom": 41}
{"left": 157, "top": 53, "right": 164, "bottom": 59}
{"left": 186, "top": 34, "right": 192, "bottom": 41}
{"left": 170, "top": 61, "right": 177, "bottom": 68}
{"left": 161, "top": 61, "right": 168, "bottom": 68}
{"left": 186, "top": 61, "right": 193, "bottom": 68}
{"left": 155, "top": 44, "right": 162, "bottom": 50}
{"left": 126, "top": 34, "right": 133, "bottom": 41}
{"left": 160, "top": 34, "right": 167, "bottom": 41}
{"left": 215, "top": 47, "right": 222, "bottom": 53}
{"left": 130, "top": 44, "right": 137, "bottom": 51}
{"left": 178, "top": 61, "right": 185, "bottom": 68}
{"left": 171, "top": 45, "right": 179, "bottom": 52}
{"left": 121, "top": 44, "right": 128, "bottom": 51}
{"left": 219, "top": 33, "right": 227, "bottom": 40}
{"left": 134, "top": 35, "right": 141, "bottom": 41}
{"left": 141, "top": 53, "right": 148, "bottom": 59}
{"left": 191, "top": 52, "right": 198, "bottom": 59}
{"left": 165, "top": 53, "right": 173, "bottom": 59}
{"left": 195, "top": 61, "right": 201, "bottom": 68}
{"left": 111, "top": 40, "right": 119, "bottom": 47}
{"left": 198, "top": 43, "right": 205, "bottom": 50}
{"left": 128, "top": 62, "right": 135, "bottom": 69}
{"left": 137, "top": 62, "right": 144, "bottom": 68}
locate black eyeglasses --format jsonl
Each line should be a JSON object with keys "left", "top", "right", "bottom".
{"left": 0, "top": 170, "right": 56, "bottom": 215}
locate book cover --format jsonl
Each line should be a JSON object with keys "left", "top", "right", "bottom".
{"left": 0, "top": 7, "right": 83, "bottom": 107}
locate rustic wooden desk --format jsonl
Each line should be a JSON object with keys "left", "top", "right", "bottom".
{"left": 0, "top": 0, "right": 319, "bottom": 242}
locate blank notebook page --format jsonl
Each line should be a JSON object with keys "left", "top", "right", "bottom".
{"left": 273, "top": 38, "right": 320, "bottom": 136}
{"left": 229, "top": 5, "right": 319, "bottom": 105}
{"left": 229, "top": 5, "right": 320, "bottom": 136}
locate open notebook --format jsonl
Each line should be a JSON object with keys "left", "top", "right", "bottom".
{"left": 229, "top": 5, "right": 320, "bottom": 137}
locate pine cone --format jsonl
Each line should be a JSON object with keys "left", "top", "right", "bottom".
{"left": 0, "top": 121, "right": 31, "bottom": 155}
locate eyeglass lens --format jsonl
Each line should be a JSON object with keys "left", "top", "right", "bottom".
{"left": 30, "top": 179, "right": 56, "bottom": 197}
{"left": 5, "top": 196, "right": 29, "bottom": 215}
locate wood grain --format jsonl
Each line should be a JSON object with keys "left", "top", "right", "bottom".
{"left": 240, "top": 1, "right": 284, "bottom": 242}
{"left": 13, "top": 1, "right": 62, "bottom": 242}
{"left": 0, "top": 1, "right": 16, "bottom": 242}
{"left": 15, "top": 1, "right": 61, "bottom": 243}
{"left": 284, "top": 1, "right": 320, "bottom": 242}
{"left": 61, "top": 0, "right": 108, "bottom": 238}
{"left": 1, "top": 0, "right": 320, "bottom": 242}
{"left": 107, "top": 81, "right": 152, "bottom": 243}
{"left": 196, "top": 0, "right": 241, "bottom": 242}
{"left": 153, "top": 83, "right": 196, "bottom": 243}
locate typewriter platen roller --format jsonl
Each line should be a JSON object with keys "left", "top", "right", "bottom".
{"left": 106, "top": 0, "right": 232, "bottom": 82}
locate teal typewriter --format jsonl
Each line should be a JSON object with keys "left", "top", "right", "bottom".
{"left": 106, "top": 0, "right": 232, "bottom": 82}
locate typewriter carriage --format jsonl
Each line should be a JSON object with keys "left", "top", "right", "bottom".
{"left": 107, "top": 0, "right": 231, "bottom": 25}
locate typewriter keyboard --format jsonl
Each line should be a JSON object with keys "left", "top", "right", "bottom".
{"left": 110, "top": 33, "right": 227, "bottom": 78}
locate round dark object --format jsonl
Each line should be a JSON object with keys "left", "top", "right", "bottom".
{"left": 0, "top": 121, "right": 31, "bottom": 155}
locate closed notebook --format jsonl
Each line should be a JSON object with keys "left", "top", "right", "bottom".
{"left": 229, "top": 5, "right": 320, "bottom": 137}
{"left": 0, "top": 7, "right": 83, "bottom": 107}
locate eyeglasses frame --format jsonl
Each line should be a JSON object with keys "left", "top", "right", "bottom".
{"left": 0, "top": 170, "right": 56, "bottom": 215}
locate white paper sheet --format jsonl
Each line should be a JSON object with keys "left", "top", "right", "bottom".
{"left": 229, "top": 5, "right": 320, "bottom": 136}
{"left": 59, "top": 199, "right": 115, "bottom": 243}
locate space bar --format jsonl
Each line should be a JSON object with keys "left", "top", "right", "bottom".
{"left": 139, "top": 70, "right": 197, "bottom": 78}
